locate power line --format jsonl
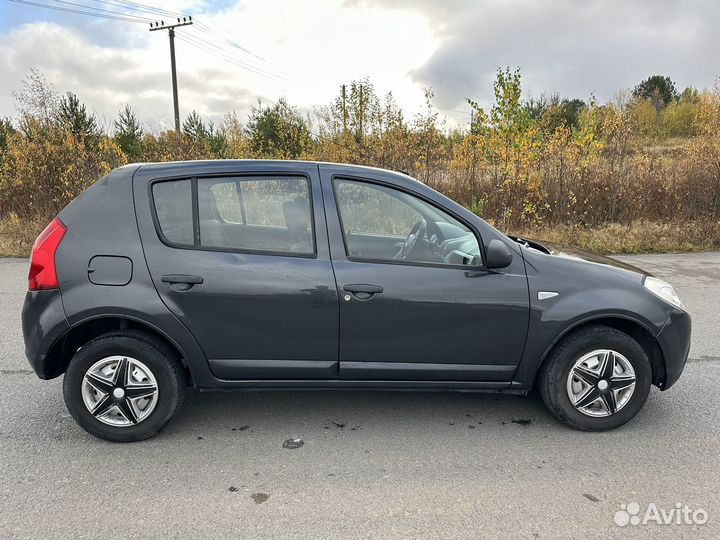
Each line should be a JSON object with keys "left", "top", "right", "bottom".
{"left": 9, "top": 0, "right": 276, "bottom": 75}
{"left": 179, "top": 31, "right": 282, "bottom": 80}
{"left": 10, "top": 0, "right": 272, "bottom": 74}
{"left": 7, "top": 0, "right": 149, "bottom": 22}
{"left": 90, "top": 0, "right": 186, "bottom": 19}
{"left": 193, "top": 22, "right": 266, "bottom": 62}
{"left": 175, "top": 34, "right": 283, "bottom": 81}
{"left": 91, "top": 0, "right": 269, "bottom": 63}
{"left": 47, "top": 0, "right": 152, "bottom": 21}
{"left": 99, "top": 0, "right": 185, "bottom": 18}
{"left": 104, "top": 0, "right": 269, "bottom": 61}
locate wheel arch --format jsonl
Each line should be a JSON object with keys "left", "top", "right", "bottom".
{"left": 532, "top": 315, "right": 666, "bottom": 390}
{"left": 42, "top": 314, "right": 195, "bottom": 386}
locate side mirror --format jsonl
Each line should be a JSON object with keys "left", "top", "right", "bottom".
{"left": 485, "top": 239, "right": 513, "bottom": 269}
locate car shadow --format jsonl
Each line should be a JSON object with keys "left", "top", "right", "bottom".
{"left": 170, "top": 388, "right": 536, "bottom": 435}
{"left": 161, "top": 385, "right": 673, "bottom": 443}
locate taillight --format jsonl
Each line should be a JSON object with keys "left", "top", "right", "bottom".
{"left": 28, "top": 217, "right": 66, "bottom": 291}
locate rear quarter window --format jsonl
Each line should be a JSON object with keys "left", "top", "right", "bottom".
{"left": 152, "top": 179, "right": 193, "bottom": 245}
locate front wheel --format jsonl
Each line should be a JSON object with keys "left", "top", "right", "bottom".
{"left": 538, "top": 326, "right": 652, "bottom": 431}
{"left": 63, "top": 331, "right": 185, "bottom": 442}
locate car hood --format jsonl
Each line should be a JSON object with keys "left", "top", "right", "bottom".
{"left": 510, "top": 236, "right": 652, "bottom": 276}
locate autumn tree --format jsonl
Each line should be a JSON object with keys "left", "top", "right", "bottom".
{"left": 0, "top": 70, "right": 125, "bottom": 217}
{"left": 13, "top": 67, "right": 58, "bottom": 129}
{"left": 412, "top": 89, "right": 446, "bottom": 188}
{"left": 221, "top": 112, "right": 251, "bottom": 158}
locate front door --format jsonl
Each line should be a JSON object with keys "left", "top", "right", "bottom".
{"left": 321, "top": 169, "right": 529, "bottom": 382}
{"left": 134, "top": 163, "right": 338, "bottom": 380}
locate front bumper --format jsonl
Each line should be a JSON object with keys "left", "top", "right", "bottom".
{"left": 22, "top": 290, "right": 69, "bottom": 379}
{"left": 655, "top": 308, "right": 692, "bottom": 390}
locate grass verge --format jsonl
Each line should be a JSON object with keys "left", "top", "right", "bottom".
{"left": 0, "top": 214, "right": 48, "bottom": 258}
{"left": 2, "top": 215, "right": 719, "bottom": 258}
{"left": 514, "top": 220, "right": 720, "bottom": 254}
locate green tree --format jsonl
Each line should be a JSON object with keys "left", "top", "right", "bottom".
{"left": 57, "top": 92, "right": 99, "bottom": 141}
{"left": 182, "top": 110, "right": 209, "bottom": 142}
{"left": 525, "top": 95, "right": 585, "bottom": 131}
{"left": 0, "top": 117, "right": 14, "bottom": 151}
{"left": 546, "top": 98, "right": 585, "bottom": 131}
{"left": 246, "top": 98, "right": 310, "bottom": 159}
{"left": 205, "top": 121, "right": 229, "bottom": 158}
{"left": 113, "top": 104, "right": 143, "bottom": 161}
{"left": 633, "top": 75, "right": 678, "bottom": 112}
{"left": 0, "top": 117, "right": 15, "bottom": 169}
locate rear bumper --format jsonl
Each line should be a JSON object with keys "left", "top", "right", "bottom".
{"left": 656, "top": 308, "right": 691, "bottom": 390}
{"left": 21, "top": 290, "right": 69, "bottom": 379}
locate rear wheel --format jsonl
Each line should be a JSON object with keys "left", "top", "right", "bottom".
{"left": 63, "top": 331, "right": 185, "bottom": 442}
{"left": 538, "top": 325, "right": 652, "bottom": 431}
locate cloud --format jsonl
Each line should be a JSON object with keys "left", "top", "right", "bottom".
{"left": 355, "top": 0, "right": 720, "bottom": 109}
{"left": 0, "top": 0, "right": 437, "bottom": 130}
{"left": 2, "top": 0, "right": 717, "bottom": 131}
{"left": 0, "top": 20, "right": 262, "bottom": 130}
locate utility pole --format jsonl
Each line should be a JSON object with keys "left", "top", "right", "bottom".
{"left": 150, "top": 17, "right": 193, "bottom": 134}
{"left": 341, "top": 84, "right": 347, "bottom": 135}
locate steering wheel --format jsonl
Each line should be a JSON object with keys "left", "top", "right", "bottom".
{"left": 397, "top": 218, "right": 427, "bottom": 260}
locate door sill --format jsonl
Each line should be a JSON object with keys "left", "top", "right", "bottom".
{"left": 198, "top": 378, "right": 518, "bottom": 392}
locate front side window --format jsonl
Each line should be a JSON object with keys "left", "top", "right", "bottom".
{"left": 153, "top": 176, "right": 314, "bottom": 256}
{"left": 334, "top": 179, "right": 481, "bottom": 267}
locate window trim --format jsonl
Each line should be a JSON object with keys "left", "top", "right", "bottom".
{"left": 331, "top": 175, "right": 487, "bottom": 270}
{"left": 149, "top": 173, "right": 318, "bottom": 259}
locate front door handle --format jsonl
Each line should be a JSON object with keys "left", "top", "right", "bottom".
{"left": 343, "top": 284, "right": 383, "bottom": 294}
{"left": 343, "top": 284, "right": 383, "bottom": 301}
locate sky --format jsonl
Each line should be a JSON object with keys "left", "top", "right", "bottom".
{"left": 0, "top": 0, "right": 718, "bottom": 132}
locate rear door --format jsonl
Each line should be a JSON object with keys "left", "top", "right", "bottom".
{"left": 134, "top": 162, "right": 339, "bottom": 380}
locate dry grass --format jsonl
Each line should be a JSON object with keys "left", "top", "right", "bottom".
{"left": 0, "top": 214, "right": 47, "bottom": 258}
{"left": 2, "top": 215, "right": 719, "bottom": 258}
{"left": 515, "top": 220, "right": 720, "bottom": 254}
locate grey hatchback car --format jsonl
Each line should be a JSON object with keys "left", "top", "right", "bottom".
{"left": 22, "top": 160, "right": 691, "bottom": 441}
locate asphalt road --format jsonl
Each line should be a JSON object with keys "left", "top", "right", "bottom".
{"left": 0, "top": 253, "right": 718, "bottom": 539}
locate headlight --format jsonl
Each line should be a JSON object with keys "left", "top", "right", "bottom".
{"left": 643, "top": 276, "right": 685, "bottom": 310}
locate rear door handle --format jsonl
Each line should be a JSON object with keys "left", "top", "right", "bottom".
{"left": 161, "top": 274, "right": 203, "bottom": 291}
{"left": 161, "top": 274, "right": 203, "bottom": 284}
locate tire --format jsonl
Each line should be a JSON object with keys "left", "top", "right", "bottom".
{"left": 63, "top": 330, "right": 185, "bottom": 442}
{"left": 538, "top": 325, "right": 652, "bottom": 431}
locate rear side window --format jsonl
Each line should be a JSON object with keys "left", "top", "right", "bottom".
{"left": 152, "top": 179, "right": 193, "bottom": 245}
{"left": 152, "top": 176, "right": 314, "bottom": 256}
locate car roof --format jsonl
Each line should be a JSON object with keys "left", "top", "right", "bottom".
{"left": 128, "top": 159, "right": 417, "bottom": 182}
